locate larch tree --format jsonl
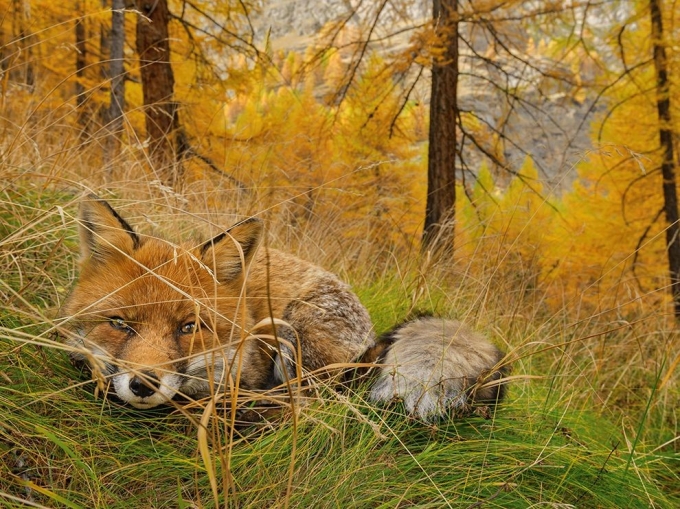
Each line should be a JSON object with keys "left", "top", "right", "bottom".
{"left": 422, "top": 0, "right": 458, "bottom": 254}
{"left": 302, "top": 0, "right": 599, "bottom": 256}
{"left": 589, "top": 0, "right": 680, "bottom": 319}
{"left": 10, "top": 0, "right": 35, "bottom": 90}
{"left": 74, "top": 0, "right": 87, "bottom": 132}
{"left": 132, "top": 0, "right": 256, "bottom": 188}
{"left": 104, "top": 0, "right": 126, "bottom": 166}
{"left": 135, "top": 0, "right": 182, "bottom": 187}
{"left": 649, "top": 0, "right": 680, "bottom": 318}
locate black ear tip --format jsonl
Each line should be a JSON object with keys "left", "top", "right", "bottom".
{"left": 199, "top": 217, "right": 264, "bottom": 263}
{"left": 80, "top": 193, "right": 104, "bottom": 206}
{"left": 77, "top": 195, "right": 140, "bottom": 250}
{"left": 226, "top": 216, "right": 263, "bottom": 232}
{"left": 79, "top": 195, "right": 109, "bottom": 218}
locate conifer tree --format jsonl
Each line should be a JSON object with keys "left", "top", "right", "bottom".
{"left": 649, "top": 0, "right": 680, "bottom": 317}
{"left": 135, "top": 0, "right": 181, "bottom": 187}
{"left": 423, "top": 0, "right": 458, "bottom": 254}
{"left": 108, "top": 0, "right": 126, "bottom": 140}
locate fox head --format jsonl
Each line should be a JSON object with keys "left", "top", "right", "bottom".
{"left": 59, "top": 195, "right": 263, "bottom": 409}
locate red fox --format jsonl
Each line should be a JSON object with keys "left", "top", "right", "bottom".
{"left": 59, "top": 196, "right": 506, "bottom": 420}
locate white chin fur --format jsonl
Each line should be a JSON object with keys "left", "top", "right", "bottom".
{"left": 112, "top": 372, "right": 182, "bottom": 409}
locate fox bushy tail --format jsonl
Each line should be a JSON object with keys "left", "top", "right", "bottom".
{"left": 364, "top": 316, "right": 507, "bottom": 421}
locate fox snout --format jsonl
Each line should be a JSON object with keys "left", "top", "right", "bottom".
{"left": 128, "top": 371, "right": 161, "bottom": 399}
{"left": 109, "top": 367, "right": 184, "bottom": 409}
{"left": 101, "top": 352, "right": 229, "bottom": 409}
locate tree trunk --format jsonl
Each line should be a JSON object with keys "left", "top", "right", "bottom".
{"left": 109, "top": 0, "right": 125, "bottom": 129}
{"left": 650, "top": 0, "right": 680, "bottom": 319}
{"left": 12, "top": 0, "right": 34, "bottom": 90}
{"left": 75, "top": 1, "right": 87, "bottom": 132}
{"left": 99, "top": 0, "right": 110, "bottom": 120}
{"left": 135, "top": 0, "right": 181, "bottom": 187}
{"left": 422, "top": 0, "right": 459, "bottom": 255}
{"left": 104, "top": 0, "right": 126, "bottom": 170}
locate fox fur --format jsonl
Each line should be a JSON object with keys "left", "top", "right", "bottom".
{"left": 59, "top": 195, "right": 507, "bottom": 420}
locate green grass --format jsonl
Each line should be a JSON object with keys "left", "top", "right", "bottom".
{"left": 0, "top": 339, "right": 674, "bottom": 508}
{"left": 1, "top": 188, "right": 678, "bottom": 508}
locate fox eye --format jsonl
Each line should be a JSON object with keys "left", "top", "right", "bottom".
{"left": 109, "top": 317, "right": 131, "bottom": 332}
{"left": 180, "top": 322, "right": 197, "bottom": 334}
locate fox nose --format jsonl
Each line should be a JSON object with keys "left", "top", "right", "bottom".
{"left": 129, "top": 372, "right": 160, "bottom": 398}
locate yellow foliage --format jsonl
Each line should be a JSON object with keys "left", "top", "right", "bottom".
{"left": 216, "top": 51, "right": 424, "bottom": 256}
{"left": 452, "top": 1, "right": 680, "bottom": 322}
{"left": 536, "top": 4, "right": 679, "bottom": 320}
{"left": 4, "top": 0, "right": 679, "bottom": 323}
{"left": 458, "top": 159, "right": 553, "bottom": 292}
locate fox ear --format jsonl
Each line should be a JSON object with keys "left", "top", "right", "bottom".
{"left": 78, "top": 195, "right": 140, "bottom": 264}
{"left": 199, "top": 218, "right": 263, "bottom": 281}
